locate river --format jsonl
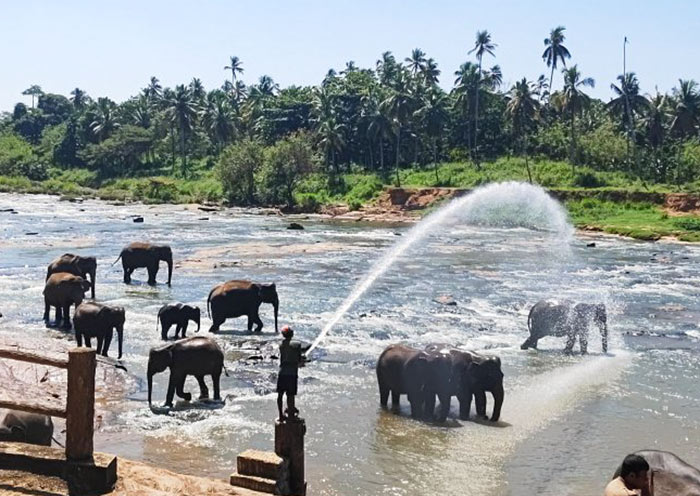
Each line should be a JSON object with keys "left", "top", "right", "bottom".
{"left": 0, "top": 191, "right": 699, "bottom": 495}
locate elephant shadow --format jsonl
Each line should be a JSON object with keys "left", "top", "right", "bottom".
{"left": 149, "top": 398, "right": 226, "bottom": 415}
{"left": 213, "top": 328, "right": 277, "bottom": 336}
{"left": 470, "top": 416, "right": 511, "bottom": 428}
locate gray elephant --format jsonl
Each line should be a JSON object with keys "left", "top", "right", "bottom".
{"left": 423, "top": 345, "right": 503, "bottom": 422}
{"left": 157, "top": 303, "right": 200, "bottom": 340}
{"left": 376, "top": 344, "right": 433, "bottom": 419}
{"left": 47, "top": 253, "right": 97, "bottom": 299}
{"left": 612, "top": 450, "right": 700, "bottom": 496}
{"left": 74, "top": 301, "right": 125, "bottom": 359}
{"left": 521, "top": 299, "right": 608, "bottom": 354}
{"left": 147, "top": 336, "right": 225, "bottom": 408}
{"left": 43, "top": 272, "right": 92, "bottom": 329}
{"left": 0, "top": 409, "right": 54, "bottom": 446}
{"left": 207, "top": 280, "right": 279, "bottom": 333}
{"left": 113, "top": 242, "right": 172, "bottom": 285}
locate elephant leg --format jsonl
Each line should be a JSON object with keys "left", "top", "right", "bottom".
{"left": 122, "top": 261, "right": 131, "bottom": 284}
{"left": 579, "top": 329, "right": 589, "bottom": 354}
{"left": 475, "top": 390, "right": 488, "bottom": 419}
{"left": 96, "top": 336, "right": 104, "bottom": 355}
{"left": 212, "top": 370, "right": 221, "bottom": 401}
{"left": 209, "top": 316, "right": 224, "bottom": 333}
{"left": 61, "top": 305, "right": 72, "bottom": 329}
{"left": 165, "top": 374, "right": 177, "bottom": 407}
{"left": 102, "top": 330, "right": 113, "bottom": 357}
{"left": 181, "top": 321, "right": 188, "bottom": 338}
{"left": 458, "top": 392, "right": 472, "bottom": 420}
{"left": 408, "top": 391, "right": 423, "bottom": 419}
{"left": 161, "top": 323, "right": 170, "bottom": 341}
{"left": 84, "top": 335, "right": 92, "bottom": 348}
{"left": 390, "top": 390, "right": 400, "bottom": 409}
{"left": 175, "top": 373, "right": 191, "bottom": 401}
{"left": 43, "top": 300, "right": 50, "bottom": 322}
{"left": 253, "top": 313, "right": 264, "bottom": 333}
{"left": 379, "top": 383, "right": 390, "bottom": 407}
{"left": 247, "top": 314, "right": 254, "bottom": 332}
{"left": 195, "top": 375, "right": 209, "bottom": 400}
{"left": 75, "top": 331, "right": 83, "bottom": 347}
{"left": 147, "top": 263, "right": 158, "bottom": 285}
{"left": 564, "top": 331, "right": 576, "bottom": 354}
{"left": 423, "top": 392, "right": 436, "bottom": 420}
{"left": 437, "top": 393, "right": 451, "bottom": 422}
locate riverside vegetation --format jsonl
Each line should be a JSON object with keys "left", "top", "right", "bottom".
{"left": 1, "top": 27, "right": 699, "bottom": 240}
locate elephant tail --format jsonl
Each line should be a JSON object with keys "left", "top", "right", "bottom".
{"left": 111, "top": 252, "right": 122, "bottom": 267}
{"left": 527, "top": 304, "right": 535, "bottom": 333}
{"left": 156, "top": 307, "right": 162, "bottom": 332}
{"left": 207, "top": 287, "right": 215, "bottom": 319}
{"left": 223, "top": 363, "right": 230, "bottom": 377}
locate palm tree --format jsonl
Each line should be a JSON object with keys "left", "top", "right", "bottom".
{"left": 542, "top": 26, "right": 571, "bottom": 97}
{"left": 144, "top": 77, "right": 162, "bottom": 104}
{"left": 414, "top": 89, "right": 449, "bottom": 183}
{"left": 224, "top": 56, "right": 244, "bottom": 86}
{"left": 405, "top": 48, "right": 427, "bottom": 76}
{"left": 484, "top": 65, "right": 503, "bottom": 91}
{"left": 535, "top": 74, "right": 550, "bottom": 103}
{"left": 506, "top": 78, "right": 540, "bottom": 182}
{"left": 190, "top": 77, "right": 206, "bottom": 103}
{"left": 560, "top": 65, "right": 595, "bottom": 170}
{"left": 453, "top": 62, "right": 480, "bottom": 151}
{"left": 131, "top": 95, "right": 152, "bottom": 128}
{"left": 201, "top": 94, "right": 236, "bottom": 152}
{"left": 642, "top": 91, "right": 669, "bottom": 149}
{"left": 381, "top": 69, "right": 413, "bottom": 185}
{"left": 90, "top": 97, "right": 120, "bottom": 141}
{"left": 164, "top": 85, "right": 198, "bottom": 176}
{"left": 608, "top": 72, "right": 649, "bottom": 168}
{"left": 422, "top": 58, "right": 441, "bottom": 85}
{"left": 341, "top": 61, "right": 358, "bottom": 74}
{"left": 468, "top": 30, "right": 496, "bottom": 167}
{"left": 670, "top": 79, "right": 700, "bottom": 138}
{"left": 232, "top": 80, "right": 247, "bottom": 105}
{"left": 366, "top": 97, "right": 393, "bottom": 171}
{"left": 22, "top": 85, "right": 43, "bottom": 108}
{"left": 257, "top": 75, "right": 279, "bottom": 97}
{"left": 70, "top": 88, "right": 88, "bottom": 110}
{"left": 316, "top": 116, "right": 346, "bottom": 176}
{"left": 376, "top": 51, "right": 398, "bottom": 86}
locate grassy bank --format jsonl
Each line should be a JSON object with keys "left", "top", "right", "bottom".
{"left": 1, "top": 158, "right": 699, "bottom": 242}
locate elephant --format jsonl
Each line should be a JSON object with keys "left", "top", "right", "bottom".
{"left": 147, "top": 336, "right": 225, "bottom": 408}
{"left": 73, "top": 301, "right": 125, "bottom": 359}
{"left": 521, "top": 299, "right": 608, "bottom": 354}
{"left": 424, "top": 345, "right": 505, "bottom": 422}
{"left": 207, "top": 280, "right": 279, "bottom": 333}
{"left": 376, "top": 344, "right": 432, "bottom": 419}
{"left": 47, "top": 253, "right": 97, "bottom": 299}
{"left": 157, "top": 303, "right": 200, "bottom": 340}
{"left": 43, "top": 272, "right": 91, "bottom": 329}
{"left": 0, "top": 409, "right": 54, "bottom": 446}
{"left": 113, "top": 242, "right": 172, "bottom": 286}
{"left": 612, "top": 450, "right": 700, "bottom": 496}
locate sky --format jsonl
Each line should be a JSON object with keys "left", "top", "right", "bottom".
{"left": 2, "top": 0, "right": 699, "bottom": 112}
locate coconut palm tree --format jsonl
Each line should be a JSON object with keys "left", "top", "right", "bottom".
{"left": 542, "top": 26, "right": 571, "bottom": 97}
{"left": 90, "top": 97, "right": 120, "bottom": 141}
{"left": 484, "top": 65, "right": 503, "bottom": 91}
{"left": 144, "top": 77, "right": 162, "bottom": 104}
{"left": 535, "top": 75, "right": 550, "bottom": 103}
{"left": 70, "top": 88, "right": 89, "bottom": 110}
{"left": 414, "top": 89, "right": 449, "bottom": 183}
{"left": 164, "top": 85, "right": 198, "bottom": 176}
{"left": 381, "top": 69, "right": 413, "bottom": 185}
{"left": 608, "top": 72, "right": 649, "bottom": 168}
{"left": 366, "top": 97, "right": 393, "bottom": 171}
{"left": 190, "top": 78, "right": 206, "bottom": 103}
{"left": 316, "top": 116, "right": 346, "bottom": 175}
{"left": 453, "top": 61, "right": 481, "bottom": 151}
{"left": 422, "top": 58, "right": 441, "bottom": 85}
{"left": 257, "top": 75, "right": 279, "bottom": 97}
{"left": 506, "top": 78, "right": 540, "bottom": 182}
{"left": 468, "top": 30, "right": 496, "bottom": 167}
{"left": 405, "top": 48, "right": 427, "bottom": 76}
{"left": 224, "top": 56, "right": 244, "bottom": 86}
{"left": 130, "top": 95, "right": 152, "bottom": 129}
{"left": 560, "top": 65, "right": 595, "bottom": 170}
{"left": 642, "top": 91, "right": 670, "bottom": 149}
{"left": 377, "top": 51, "right": 399, "bottom": 86}
{"left": 670, "top": 79, "right": 700, "bottom": 138}
{"left": 201, "top": 94, "right": 236, "bottom": 152}
{"left": 232, "top": 80, "right": 247, "bottom": 105}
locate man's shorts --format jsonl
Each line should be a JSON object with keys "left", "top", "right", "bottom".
{"left": 276, "top": 374, "right": 298, "bottom": 395}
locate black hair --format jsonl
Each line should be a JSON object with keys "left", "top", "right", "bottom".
{"left": 620, "top": 454, "right": 649, "bottom": 477}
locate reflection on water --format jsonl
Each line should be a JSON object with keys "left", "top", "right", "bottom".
{"left": 1, "top": 193, "right": 700, "bottom": 495}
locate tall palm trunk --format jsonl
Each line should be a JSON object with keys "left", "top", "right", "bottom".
{"left": 395, "top": 127, "right": 401, "bottom": 187}
{"left": 368, "top": 143, "right": 374, "bottom": 170}
{"left": 433, "top": 138, "right": 439, "bottom": 184}
{"left": 379, "top": 137, "right": 384, "bottom": 170}
{"left": 170, "top": 124, "right": 177, "bottom": 174}
{"left": 549, "top": 65, "right": 555, "bottom": 102}
{"left": 473, "top": 57, "right": 482, "bottom": 169}
{"left": 569, "top": 108, "right": 576, "bottom": 173}
{"left": 180, "top": 126, "right": 187, "bottom": 178}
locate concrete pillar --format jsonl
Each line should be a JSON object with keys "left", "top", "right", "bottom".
{"left": 275, "top": 418, "right": 306, "bottom": 496}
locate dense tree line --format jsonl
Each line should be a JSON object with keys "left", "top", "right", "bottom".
{"left": 1, "top": 26, "right": 699, "bottom": 202}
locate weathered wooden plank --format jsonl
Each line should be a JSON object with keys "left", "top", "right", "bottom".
{"left": 0, "top": 347, "right": 68, "bottom": 369}
{"left": 0, "top": 399, "right": 66, "bottom": 418}
{"left": 65, "top": 348, "right": 95, "bottom": 460}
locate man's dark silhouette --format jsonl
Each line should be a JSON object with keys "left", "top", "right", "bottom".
{"left": 276, "top": 326, "right": 310, "bottom": 420}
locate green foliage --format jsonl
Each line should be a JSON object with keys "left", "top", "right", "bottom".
{"left": 572, "top": 170, "right": 606, "bottom": 188}
{"left": 0, "top": 132, "right": 47, "bottom": 180}
{"left": 79, "top": 125, "right": 153, "bottom": 177}
{"left": 676, "top": 140, "right": 700, "bottom": 185}
{"left": 216, "top": 139, "right": 265, "bottom": 204}
{"left": 259, "top": 131, "right": 317, "bottom": 206}
{"left": 578, "top": 120, "right": 627, "bottom": 170}
{"left": 673, "top": 216, "right": 700, "bottom": 231}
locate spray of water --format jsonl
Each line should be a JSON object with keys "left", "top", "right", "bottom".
{"left": 307, "top": 181, "right": 572, "bottom": 353}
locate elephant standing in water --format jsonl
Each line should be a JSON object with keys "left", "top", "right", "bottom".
{"left": 147, "top": 336, "right": 225, "bottom": 408}
{"left": 113, "top": 242, "right": 172, "bottom": 286}
{"left": 157, "top": 303, "right": 200, "bottom": 340}
{"left": 424, "top": 345, "right": 505, "bottom": 422}
{"left": 521, "top": 299, "right": 608, "bottom": 354}
{"left": 73, "top": 301, "right": 125, "bottom": 359}
{"left": 207, "top": 280, "right": 279, "bottom": 333}
{"left": 46, "top": 253, "right": 97, "bottom": 299}
{"left": 43, "top": 273, "right": 91, "bottom": 328}
{"left": 612, "top": 450, "right": 700, "bottom": 496}
{"left": 0, "top": 409, "right": 54, "bottom": 446}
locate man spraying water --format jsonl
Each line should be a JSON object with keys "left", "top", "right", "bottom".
{"left": 277, "top": 325, "right": 310, "bottom": 421}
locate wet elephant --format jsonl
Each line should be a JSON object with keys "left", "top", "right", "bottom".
{"left": 376, "top": 344, "right": 431, "bottom": 419}
{"left": 47, "top": 253, "right": 97, "bottom": 299}
{"left": 0, "top": 409, "right": 54, "bottom": 446}
{"left": 157, "top": 303, "right": 200, "bottom": 340}
{"left": 147, "top": 336, "right": 225, "bottom": 408}
{"left": 43, "top": 273, "right": 91, "bottom": 329}
{"left": 425, "top": 345, "right": 505, "bottom": 422}
{"left": 74, "top": 301, "right": 125, "bottom": 359}
{"left": 521, "top": 299, "right": 608, "bottom": 354}
{"left": 113, "top": 242, "right": 172, "bottom": 286}
{"left": 207, "top": 280, "right": 278, "bottom": 333}
{"left": 613, "top": 450, "right": 700, "bottom": 496}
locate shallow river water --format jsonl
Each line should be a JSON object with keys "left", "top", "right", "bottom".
{"left": 1, "top": 191, "right": 699, "bottom": 495}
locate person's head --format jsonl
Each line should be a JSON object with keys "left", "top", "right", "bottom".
{"left": 620, "top": 454, "right": 650, "bottom": 489}
{"left": 281, "top": 325, "right": 293, "bottom": 340}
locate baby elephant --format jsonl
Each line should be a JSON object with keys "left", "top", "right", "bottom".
{"left": 0, "top": 409, "right": 54, "bottom": 446}
{"left": 157, "top": 303, "right": 200, "bottom": 340}
{"left": 74, "top": 301, "right": 125, "bottom": 359}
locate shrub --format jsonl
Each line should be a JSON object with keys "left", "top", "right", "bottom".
{"left": 674, "top": 217, "right": 700, "bottom": 232}
{"left": 216, "top": 139, "right": 265, "bottom": 205}
{"left": 573, "top": 170, "right": 606, "bottom": 188}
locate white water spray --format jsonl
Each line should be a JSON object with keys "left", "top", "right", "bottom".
{"left": 307, "top": 181, "right": 572, "bottom": 354}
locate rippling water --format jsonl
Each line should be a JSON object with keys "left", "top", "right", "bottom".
{"left": 1, "top": 192, "right": 699, "bottom": 495}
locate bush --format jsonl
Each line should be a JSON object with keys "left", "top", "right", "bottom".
{"left": 573, "top": 170, "right": 606, "bottom": 188}
{"left": 674, "top": 217, "right": 700, "bottom": 231}
{"left": 0, "top": 132, "right": 47, "bottom": 180}
{"left": 578, "top": 120, "right": 628, "bottom": 171}
{"left": 216, "top": 139, "right": 265, "bottom": 205}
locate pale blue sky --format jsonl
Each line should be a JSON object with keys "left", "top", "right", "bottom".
{"left": 2, "top": 0, "right": 698, "bottom": 112}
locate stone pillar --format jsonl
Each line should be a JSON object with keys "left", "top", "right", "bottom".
{"left": 275, "top": 418, "right": 306, "bottom": 496}
{"left": 65, "top": 348, "right": 96, "bottom": 461}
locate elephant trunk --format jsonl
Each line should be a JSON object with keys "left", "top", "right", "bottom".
{"left": 491, "top": 382, "right": 504, "bottom": 422}
{"left": 273, "top": 298, "right": 279, "bottom": 333}
{"left": 117, "top": 324, "right": 124, "bottom": 359}
{"left": 90, "top": 267, "right": 96, "bottom": 299}
{"left": 195, "top": 314, "right": 200, "bottom": 333}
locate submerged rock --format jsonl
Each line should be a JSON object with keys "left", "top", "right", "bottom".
{"left": 434, "top": 295, "right": 457, "bottom": 306}
{"left": 287, "top": 222, "right": 304, "bottom": 230}
{"left": 133, "top": 216, "right": 144, "bottom": 223}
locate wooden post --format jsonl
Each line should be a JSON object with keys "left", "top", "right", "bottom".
{"left": 65, "top": 348, "right": 95, "bottom": 461}
{"left": 275, "top": 418, "right": 306, "bottom": 496}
